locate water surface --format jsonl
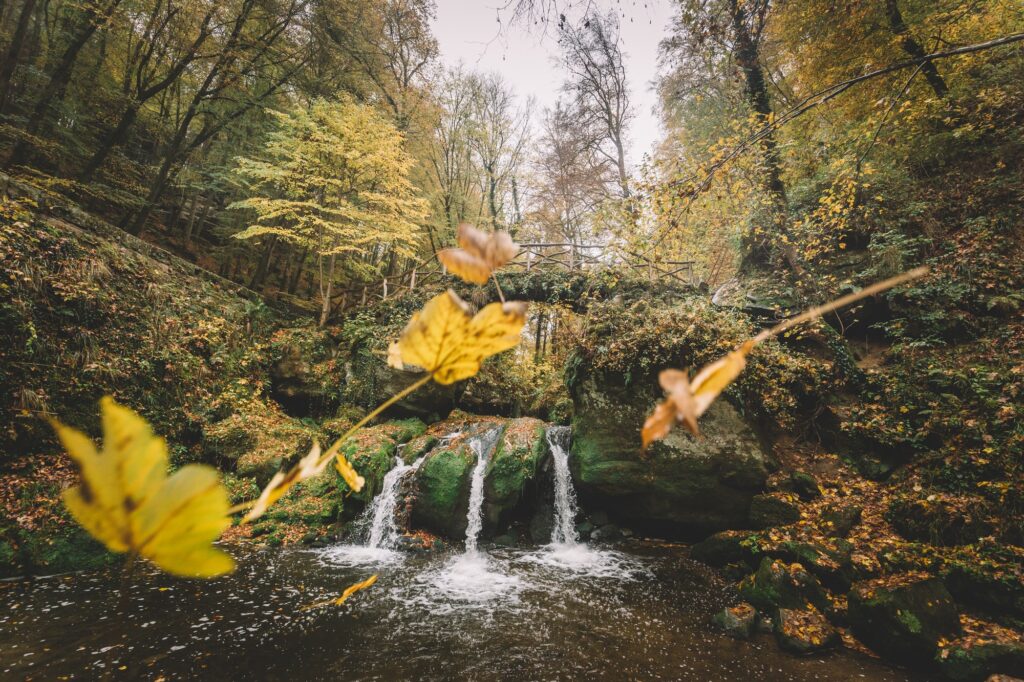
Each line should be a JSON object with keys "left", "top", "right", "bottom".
{"left": 0, "top": 541, "right": 923, "bottom": 680}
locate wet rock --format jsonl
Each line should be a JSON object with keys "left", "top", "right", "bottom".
{"left": 749, "top": 493, "right": 801, "bottom": 529}
{"left": 269, "top": 342, "right": 337, "bottom": 417}
{"left": 939, "top": 640, "right": 1024, "bottom": 681}
{"left": 570, "top": 371, "right": 768, "bottom": 536}
{"left": 768, "top": 540, "right": 854, "bottom": 591}
{"left": 712, "top": 603, "right": 757, "bottom": 640}
{"left": 576, "top": 520, "right": 595, "bottom": 539}
{"left": 774, "top": 606, "right": 840, "bottom": 655}
{"left": 484, "top": 418, "right": 549, "bottom": 528}
{"left": 411, "top": 428, "right": 488, "bottom": 538}
{"left": 591, "top": 524, "right": 623, "bottom": 542}
{"left": 341, "top": 419, "right": 426, "bottom": 505}
{"left": 690, "top": 530, "right": 758, "bottom": 568}
{"left": 590, "top": 510, "right": 610, "bottom": 526}
{"left": 738, "top": 557, "right": 830, "bottom": 613}
{"left": 789, "top": 471, "right": 822, "bottom": 502}
{"left": 822, "top": 503, "right": 862, "bottom": 538}
{"left": 529, "top": 502, "right": 555, "bottom": 544}
{"left": 492, "top": 534, "right": 517, "bottom": 547}
{"left": 887, "top": 494, "right": 993, "bottom": 546}
{"left": 945, "top": 563, "right": 1024, "bottom": 622}
{"left": 847, "top": 575, "right": 961, "bottom": 665}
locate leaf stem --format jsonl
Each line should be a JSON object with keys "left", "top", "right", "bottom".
{"left": 491, "top": 272, "right": 506, "bottom": 304}
{"left": 752, "top": 266, "right": 928, "bottom": 345}
{"left": 317, "top": 374, "right": 432, "bottom": 467}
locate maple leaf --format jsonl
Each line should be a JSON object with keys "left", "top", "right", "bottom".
{"left": 437, "top": 223, "right": 518, "bottom": 284}
{"left": 642, "top": 341, "right": 754, "bottom": 446}
{"left": 393, "top": 289, "right": 527, "bottom": 384}
{"left": 53, "top": 397, "right": 234, "bottom": 578}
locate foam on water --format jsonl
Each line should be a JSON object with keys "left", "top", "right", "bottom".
{"left": 316, "top": 545, "right": 404, "bottom": 567}
{"left": 519, "top": 543, "right": 645, "bottom": 579}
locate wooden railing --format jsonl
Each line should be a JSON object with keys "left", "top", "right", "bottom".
{"left": 328, "top": 242, "right": 696, "bottom": 316}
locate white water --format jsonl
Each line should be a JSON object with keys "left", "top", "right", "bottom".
{"left": 521, "top": 426, "right": 642, "bottom": 577}
{"left": 368, "top": 455, "right": 425, "bottom": 549}
{"left": 318, "top": 454, "right": 424, "bottom": 567}
{"left": 463, "top": 432, "right": 493, "bottom": 554}
{"left": 547, "top": 426, "right": 578, "bottom": 546}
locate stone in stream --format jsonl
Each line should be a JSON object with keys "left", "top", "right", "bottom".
{"left": 773, "top": 606, "right": 840, "bottom": 655}
{"left": 690, "top": 530, "right": 758, "bottom": 568}
{"left": 409, "top": 416, "right": 550, "bottom": 540}
{"left": 847, "top": 575, "right": 962, "bottom": 666}
{"left": 712, "top": 603, "right": 758, "bottom": 640}
{"left": 570, "top": 370, "right": 768, "bottom": 536}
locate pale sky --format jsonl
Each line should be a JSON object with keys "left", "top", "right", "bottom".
{"left": 432, "top": 0, "right": 674, "bottom": 167}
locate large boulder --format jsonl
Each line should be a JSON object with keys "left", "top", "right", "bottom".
{"left": 570, "top": 372, "right": 768, "bottom": 536}
{"left": 340, "top": 419, "right": 427, "bottom": 506}
{"left": 410, "top": 422, "right": 503, "bottom": 539}
{"left": 483, "top": 418, "right": 549, "bottom": 528}
{"left": 939, "top": 639, "right": 1024, "bottom": 681}
{"left": 690, "top": 530, "right": 759, "bottom": 568}
{"left": 848, "top": 575, "right": 962, "bottom": 665}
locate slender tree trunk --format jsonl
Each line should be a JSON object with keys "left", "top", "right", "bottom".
{"left": 288, "top": 248, "right": 308, "bottom": 294}
{"left": 319, "top": 252, "right": 337, "bottom": 328}
{"left": 79, "top": 102, "right": 140, "bottom": 180}
{"left": 248, "top": 236, "right": 278, "bottom": 289}
{"left": 886, "top": 0, "right": 948, "bottom": 98}
{"left": 0, "top": 0, "right": 38, "bottom": 114}
{"left": 730, "top": 0, "right": 803, "bottom": 276}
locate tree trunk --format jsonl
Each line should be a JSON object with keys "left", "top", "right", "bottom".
{"left": 730, "top": 0, "right": 803, "bottom": 276}
{"left": 248, "top": 236, "right": 278, "bottom": 290}
{"left": 886, "top": 0, "right": 948, "bottom": 98}
{"left": 0, "top": 0, "right": 38, "bottom": 114}
{"left": 287, "top": 248, "right": 308, "bottom": 294}
{"left": 79, "top": 102, "right": 140, "bottom": 181}
{"left": 319, "top": 252, "right": 337, "bottom": 328}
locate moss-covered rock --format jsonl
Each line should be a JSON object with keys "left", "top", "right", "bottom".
{"left": 712, "top": 602, "right": 758, "bottom": 639}
{"left": 484, "top": 418, "right": 548, "bottom": 527}
{"left": 738, "top": 557, "right": 830, "bottom": 613}
{"left": 938, "top": 639, "right": 1024, "bottom": 681}
{"left": 570, "top": 370, "right": 768, "bottom": 536}
{"left": 848, "top": 575, "right": 962, "bottom": 665}
{"left": 748, "top": 493, "right": 801, "bottom": 529}
{"left": 411, "top": 435, "right": 481, "bottom": 538}
{"left": 340, "top": 418, "right": 426, "bottom": 505}
{"left": 887, "top": 493, "right": 993, "bottom": 547}
{"left": 690, "top": 530, "right": 760, "bottom": 568}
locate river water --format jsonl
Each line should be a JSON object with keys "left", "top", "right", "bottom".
{"left": 0, "top": 541, "right": 923, "bottom": 681}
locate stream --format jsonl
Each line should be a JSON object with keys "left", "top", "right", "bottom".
{"left": 0, "top": 429, "right": 925, "bottom": 680}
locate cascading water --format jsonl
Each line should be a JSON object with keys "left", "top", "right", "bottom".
{"left": 463, "top": 432, "right": 494, "bottom": 554}
{"left": 319, "top": 454, "right": 424, "bottom": 566}
{"left": 546, "top": 426, "right": 578, "bottom": 546}
{"left": 366, "top": 455, "right": 425, "bottom": 550}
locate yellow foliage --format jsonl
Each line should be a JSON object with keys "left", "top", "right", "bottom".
{"left": 393, "top": 289, "right": 527, "bottom": 385}
{"left": 52, "top": 397, "right": 234, "bottom": 578}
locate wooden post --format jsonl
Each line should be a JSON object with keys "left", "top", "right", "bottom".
{"left": 361, "top": 286, "right": 367, "bottom": 306}
{"left": 409, "top": 267, "right": 417, "bottom": 292}
{"left": 382, "top": 277, "right": 388, "bottom": 300}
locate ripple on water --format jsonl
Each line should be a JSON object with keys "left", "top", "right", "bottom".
{"left": 314, "top": 545, "right": 405, "bottom": 567}
{"left": 390, "top": 551, "right": 525, "bottom": 615}
{"left": 517, "top": 542, "right": 647, "bottom": 580}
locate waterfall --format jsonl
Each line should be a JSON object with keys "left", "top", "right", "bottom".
{"left": 547, "top": 426, "right": 579, "bottom": 546}
{"left": 365, "top": 455, "right": 424, "bottom": 550}
{"left": 464, "top": 429, "right": 499, "bottom": 554}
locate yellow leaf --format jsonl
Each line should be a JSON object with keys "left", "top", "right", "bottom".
{"left": 642, "top": 341, "right": 753, "bottom": 444}
{"left": 301, "top": 574, "right": 378, "bottom": 610}
{"left": 334, "top": 453, "right": 365, "bottom": 493}
{"left": 242, "top": 443, "right": 330, "bottom": 523}
{"left": 437, "top": 223, "right": 517, "bottom": 284}
{"left": 53, "top": 398, "right": 234, "bottom": 578}
{"left": 334, "top": 574, "right": 378, "bottom": 605}
{"left": 395, "top": 290, "right": 526, "bottom": 385}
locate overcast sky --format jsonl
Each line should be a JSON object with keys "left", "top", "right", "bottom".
{"left": 432, "top": 0, "right": 674, "bottom": 167}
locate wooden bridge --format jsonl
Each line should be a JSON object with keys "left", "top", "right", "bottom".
{"left": 326, "top": 242, "right": 697, "bottom": 316}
